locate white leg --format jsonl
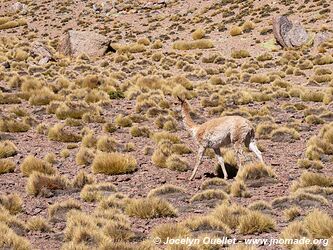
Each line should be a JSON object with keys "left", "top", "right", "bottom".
{"left": 214, "top": 148, "right": 228, "bottom": 180}
{"left": 249, "top": 140, "right": 263, "bottom": 163}
{"left": 189, "top": 146, "right": 205, "bottom": 180}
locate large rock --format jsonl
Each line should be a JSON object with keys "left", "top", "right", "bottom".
{"left": 273, "top": 16, "right": 308, "bottom": 48}
{"left": 58, "top": 31, "right": 110, "bottom": 57}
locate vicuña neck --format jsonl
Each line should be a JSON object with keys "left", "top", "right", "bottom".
{"left": 181, "top": 100, "right": 196, "bottom": 130}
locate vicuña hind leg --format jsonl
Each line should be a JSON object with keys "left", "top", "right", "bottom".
{"left": 214, "top": 148, "right": 228, "bottom": 180}
{"left": 249, "top": 140, "right": 264, "bottom": 163}
{"left": 234, "top": 142, "right": 245, "bottom": 170}
{"left": 189, "top": 146, "right": 205, "bottom": 181}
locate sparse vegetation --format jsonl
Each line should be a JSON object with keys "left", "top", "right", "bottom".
{"left": 0, "top": 1, "right": 332, "bottom": 248}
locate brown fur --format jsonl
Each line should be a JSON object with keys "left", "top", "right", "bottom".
{"left": 180, "top": 99, "right": 263, "bottom": 180}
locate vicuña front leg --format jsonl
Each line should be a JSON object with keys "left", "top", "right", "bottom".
{"left": 189, "top": 146, "right": 205, "bottom": 181}
{"left": 214, "top": 148, "right": 228, "bottom": 180}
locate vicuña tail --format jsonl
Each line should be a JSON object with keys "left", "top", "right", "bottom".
{"left": 180, "top": 100, "right": 196, "bottom": 130}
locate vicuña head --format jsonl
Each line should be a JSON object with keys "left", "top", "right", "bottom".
{"left": 178, "top": 96, "right": 264, "bottom": 180}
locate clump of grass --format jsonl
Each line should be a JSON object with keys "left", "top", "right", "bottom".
{"left": 280, "top": 221, "right": 311, "bottom": 249}
{"left": 20, "top": 155, "right": 56, "bottom": 177}
{"left": 229, "top": 26, "right": 242, "bottom": 36}
{"left": 283, "top": 206, "right": 301, "bottom": 221}
{"left": 190, "top": 189, "right": 229, "bottom": 203}
{"left": 75, "top": 147, "right": 94, "bottom": 166}
{"left": 291, "top": 171, "right": 333, "bottom": 192}
{"left": 297, "top": 159, "right": 323, "bottom": 170}
{"left": 148, "top": 184, "right": 186, "bottom": 198}
{"left": 257, "top": 52, "right": 272, "bottom": 61}
{"left": 27, "top": 216, "right": 50, "bottom": 232}
{"left": 0, "top": 159, "right": 16, "bottom": 174}
{"left": 231, "top": 50, "right": 250, "bottom": 59}
{"left": 0, "top": 118, "right": 30, "bottom": 133}
{"left": 0, "top": 140, "right": 17, "bottom": 158}
{"left": 125, "top": 197, "right": 177, "bottom": 219}
{"left": 0, "top": 223, "right": 31, "bottom": 250}
{"left": 151, "top": 223, "right": 190, "bottom": 242}
{"left": 241, "top": 20, "right": 255, "bottom": 32}
{"left": 60, "top": 148, "right": 70, "bottom": 158}
{"left": 80, "top": 182, "right": 117, "bottom": 202}
{"left": 305, "top": 115, "right": 324, "bottom": 124}
{"left": 211, "top": 203, "right": 248, "bottom": 229}
{"left": 270, "top": 127, "right": 300, "bottom": 142}
{"left": 26, "top": 172, "right": 70, "bottom": 197}
{"left": 250, "top": 74, "right": 270, "bottom": 84}
{"left": 173, "top": 39, "right": 214, "bottom": 50}
{"left": 72, "top": 171, "right": 95, "bottom": 189}
{"left": 95, "top": 136, "right": 117, "bottom": 153}
{"left": 115, "top": 114, "right": 132, "bottom": 127}
{"left": 300, "top": 90, "right": 324, "bottom": 102}
{"left": 248, "top": 200, "right": 272, "bottom": 211}
{"left": 303, "top": 209, "right": 333, "bottom": 238}
{"left": 130, "top": 126, "right": 150, "bottom": 137}
{"left": 48, "top": 124, "right": 82, "bottom": 143}
{"left": 230, "top": 181, "right": 250, "bottom": 198}
{"left": 152, "top": 131, "right": 180, "bottom": 143}
{"left": 192, "top": 28, "right": 205, "bottom": 40}
{"left": 256, "top": 123, "right": 278, "bottom": 139}
{"left": 55, "top": 102, "right": 91, "bottom": 120}
{"left": 0, "top": 18, "right": 27, "bottom": 30}
{"left": 0, "top": 193, "right": 22, "bottom": 214}
{"left": 165, "top": 154, "right": 189, "bottom": 172}
{"left": 92, "top": 152, "right": 137, "bottom": 175}
{"left": 238, "top": 210, "right": 276, "bottom": 234}
{"left": 182, "top": 215, "right": 231, "bottom": 233}
{"left": 48, "top": 199, "right": 82, "bottom": 223}
{"left": 108, "top": 89, "right": 125, "bottom": 99}
{"left": 201, "top": 178, "right": 230, "bottom": 191}
{"left": 237, "top": 163, "right": 276, "bottom": 182}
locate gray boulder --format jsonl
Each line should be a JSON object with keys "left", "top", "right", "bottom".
{"left": 58, "top": 30, "right": 110, "bottom": 57}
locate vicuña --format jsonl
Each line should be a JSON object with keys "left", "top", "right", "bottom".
{"left": 178, "top": 97, "right": 264, "bottom": 180}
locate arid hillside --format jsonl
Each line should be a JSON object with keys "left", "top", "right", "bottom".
{"left": 0, "top": 0, "right": 333, "bottom": 249}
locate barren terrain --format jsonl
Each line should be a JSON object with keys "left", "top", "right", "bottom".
{"left": 0, "top": 0, "right": 333, "bottom": 249}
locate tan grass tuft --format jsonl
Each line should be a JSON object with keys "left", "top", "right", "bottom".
{"left": 92, "top": 152, "right": 137, "bottom": 175}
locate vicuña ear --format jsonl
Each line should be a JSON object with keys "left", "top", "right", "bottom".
{"left": 177, "top": 96, "right": 184, "bottom": 104}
